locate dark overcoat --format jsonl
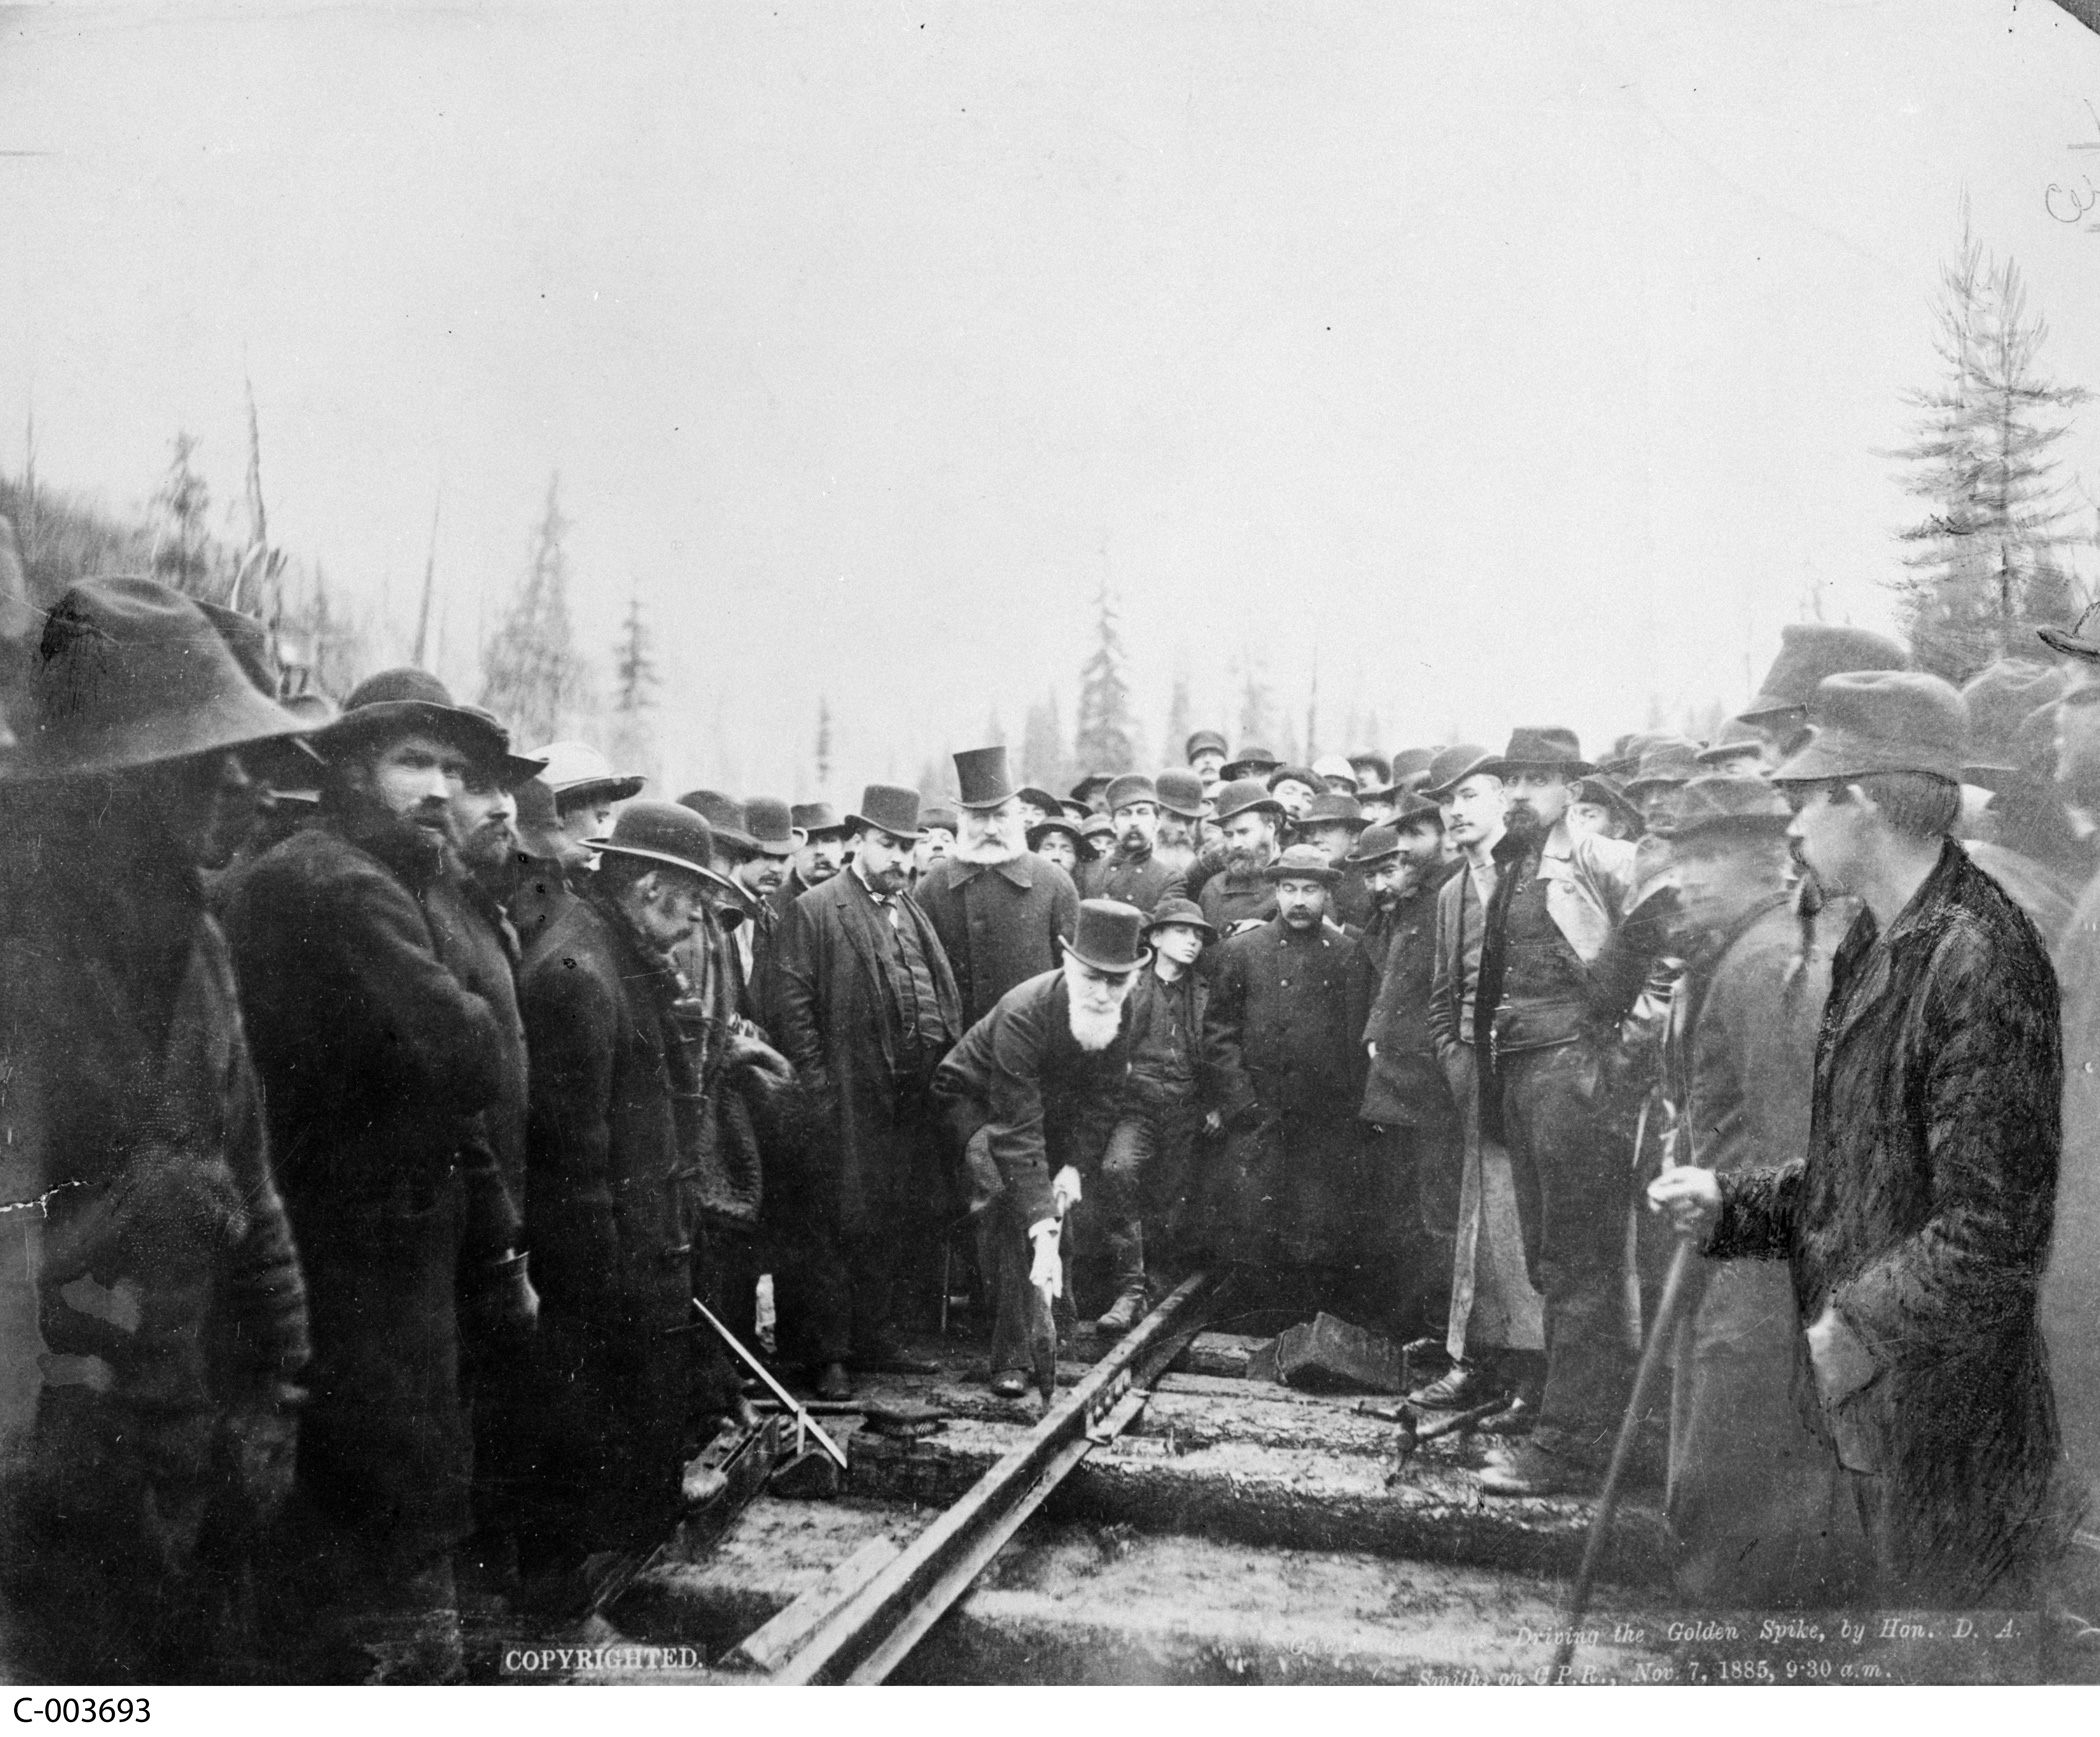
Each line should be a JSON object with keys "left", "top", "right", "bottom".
{"left": 1359, "top": 867, "right": 1459, "bottom": 1130}
{"left": 226, "top": 803, "right": 517, "bottom": 1556}
{"left": 1080, "top": 846, "right": 1186, "bottom": 916}
{"left": 1202, "top": 916, "right": 1374, "bottom": 1268}
{"left": 518, "top": 881, "right": 704, "bottom": 1552}
{"left": 915, "top": 851, "right": 1079, "bottom": 1026}
{"left": 1710, "top": 842, "right": 2072, "bottom": 1605}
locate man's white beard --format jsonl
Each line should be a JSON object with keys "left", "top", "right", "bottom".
{"left": 955, "top": 815, "right": 1025, "bottom": 864}
{"left": 1064, "top": 982, "right": 1127, "bottom": 1050}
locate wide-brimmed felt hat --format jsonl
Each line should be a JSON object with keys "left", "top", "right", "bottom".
{"left": 8, "top": 576, "right": 314, "bottom": 781}
{"left": 448, "top": 703, "right": 550, "bottom": 789}
{"left": 1479, "top": 726, "right": 1593, "bottom": 779}
{"left": 1347, "top": 750, "right": 1392, "bottom": 785}
{"left": 587, "top": 800, "right": 718, "bottom": 882}
{"left": 1060, "top": 898, "right": 1151, "bottom": 974}
{"left": 1345, "top": 822, "right": 1404, "bottom": 866}
{"left": 1263, "top": 842, "right": 1343, "bottom": 886}
{"left": 1623, "top": 737, "right": 1702, "bottom": 794}
{"left": 1026, "top": 817, "right": 1099, "bottom": 863}
{"left": 1312, "top": 754, "right": 1359, "bottom": 791}
{"left": 1220, "top": 744, "right": 1280, "bottom": 781}
{"left": 1211, "top": 777, "right": 1287, "bottom": 823}
{"left": 679, "top": 788, "right": 755, "bottom": 852}
{"left": 791, "top": 800, "right": 851, "bottom": 839}
{"left": 955, "top": 746, "right": 1018, "bottom": 810}
{"left": 1390, "top": 789, "right": 1446, "bottom": 829}
{"left": 1771, "top": 671, "right": 1967, "bottom": 786}
{"left": 743, "top": 796, "right": 805, "bottom": 856}
{"left": 1266, "top": 763, "right": 1324, "bottom": 794}
{"left": 1144, "top": 896, "right": 1216, "bottom": 940}
{"left": 1103, "top": 772, "right": 1158, "bottom": 812}
{"left": 1694, "top": 718, "right": 1765, "bottom": 766}
{"left": 1016, "top": 785, "right": 1064, "bottom": 816}
{"left": 1961, "top": 659, "right": 2067, "bottom": 787}
{"left": 1299, "top": 791, "right": 1368, "bottom": 831}
{"left": 1420, "top": 743, "right": 1499, "bottom": 801}
{"left": 523, "top": 739, "right": 646, "bottom": 806}
{"left": 847, "top": 783, "right": 926, "bottom": 841}
{"left": 1571, "top": 774, "right": 1642, "bottom": 837}
{"left": 1058, "top": 798, "right": 1094, "bottom": 822}
{"left": 1185, "top": 728, "right": 1229, "bottom": 762}
{"left": 1740, "top": 624, "right": 1912, "bottom": 724}
{"left": 1662, "top": 773, "right": 1794, "bottom": 842}
{"left": 1153, "top": 768, "right": 1208, "bottom": 819}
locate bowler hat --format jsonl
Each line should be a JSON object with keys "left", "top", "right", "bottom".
{"left": 1961, "top": 659, "right": 2067, "bottom": 787}
{"left": 791, "top": 800, "right": 851, "bottom": 839}
{"left": 1027, "top": 817, "right": 1099, "bottom": 864}
{"left": 1220, "top": 744, "right": 1281, "bottom": 781}
{"left": 1266, "top": 763, "right": 1324, "bottom": 795}
{"left": 1060, "top": 899, "right": 1151, "bottom": 974}
{"left": 1016, "top": 785, "right": 1063, "bottom": 817}
{"left": 587, "top": 800, "right": 718, "bottom": 882}
{"left": 1695, "top": 719, "right": 1765, "bottom": 766}
{"left": 1740, "top": 624, "right": 1912, "bottom": 724}
{"left": 1479, "top": 726, "right": 1593, "bottom": 779}
{"left": 1389, "top": 747, "right": 1439, "bottom": 791}
{"left": 679, "top": 789, "right": 756, "bottom": 852}
{"left": 1345, "top": 823, "right": 1404, "bottom": 867}
{"left": 1211, "top": 777, "right": 1287, "bottom": 823}
{"left": 1103, "top": 772, "right": 1159, "bottom": 813}
{"left": 1154, "top": 768, "right": 1208, "bottom": 819}
{"left": 954, "top": 745, "right": 1018, "bottom": 810}
{"left": 524, "top": 739, "right": 646, "bottom": 806}
{"left": 1623, "top": 737, "right": 1702, "bottom": 794}
{"left": 1144, "top": 896, "right": 1216, "bottom": 940}
{"left": 1347, "top": 750, "right": 1392, "bottom": 786}
{"left": 920, "top": 805, "right": 959, "bottom": 837}
{"left": 1420, "top": 743, "right": 1499, "bottom": 801}
{"left": 743, "top": 796, "right": 805, "bottom": 857}
{"left": 1390, "top": 789, "right": 1446, "bottom": 829}
{"left": 1771, "top": 671, "right": 1968, "bottom": 786}
{"left": 312, "top": 666, "right": 514, "bottom": 776}
{"left": 1312, "top": 754, "right": 1359, "bottom": 792}
{"left": 1571, "top": 774, "right": 1642, "bottom": 838}
{"left": 1263, "top": 842, "right": 1342, "bottom": 886}
{"left": 847, "top": 783, "right": 926, "bottom": 840}
{"left": 1663, "top": 774, "right": 1793, "bottom": 842}
{"left": 1068, "top": 770, "right": 1113, "bottom": 807}
{"left": 1185, "top": 728, "right": 1229, "bottom": 762}
{"left": 1300, "top": 791, "right": 1368, "bottom": 831}
{"left": 8, "top": 576, "right": 312, "bottom": 781}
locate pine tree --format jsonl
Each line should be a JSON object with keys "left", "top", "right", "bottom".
{"left": 150, "top": 431, "right": 214, "bottom": 597}
{"left": 814, "top": 696, "right": 834, "bottom": 792}
{"left": 1234, "top": 652, "right": 1274, "bottom": 749}
{"left": 481, "top": 474, "right": 591, "bottom": 746}
{"left": 607, "top": 589, "right": 659, "bottom": 788}
{"left": 1021, "top": 689, "right": 1069, "bottom": 792}
{"left": 1072, "top": 581, "right": 1137, "bottom": 773}
{"left": 1163, "top": 673, "right": 1191, "bottom": 764}
{"left": 1889, "top": 213, "right": 2091, "bottom": 681}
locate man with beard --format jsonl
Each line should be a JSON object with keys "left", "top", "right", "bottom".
{"left": 1193, "top": 779, "right": 1287, "bottom": 936}
{"left": 775, "top": 801, "right": 851, "bottom": 914}
{"left": 1298, "top": 790, "right": 1373, "bottom": 930}
{"left": 528, "top": 741, "right": 647, "bottom": 857}
{"left": 1080, "top": 773, "right": 1187, "bottom": 914}
{"left": 1152, "top": 769, "right": 1208, "bottom": 879}
{"left": 226, "top": 669, "right": 540, "bottom": 1680}
{"left": 1653, "top": 674, "right": 2074, "bottom": 1609}
{"left": 1186, "top": 729, "right": 1229, "bottom": 797}
{"left": 769, "top": 786, "right": 962, "bottom": 1400}
{"left": 1202, "top": 846, "right": 1375, "bottom": 1319}
{"left": 1417, "top": 747, "right": 1544, "bottom": 1428}
{"left": 0, "top": 579, "right": 313, "bottom": 1684}
{"left": 1356, "top": 798, "right": 1463, "bottom": 1341}
{"left": 935, "top": 902, "right": 1148, "bottom": 1397}
{"left": 916, "top": 747, "right": 1081, "bottom": 1028}
{"left": 1468, "top": 728, "right": 1657, "bottom": 1496}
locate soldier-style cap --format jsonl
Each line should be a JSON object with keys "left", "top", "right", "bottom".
{"left": 1662, "top": 774, "right": 1793, "bottom": 842}
{"left": 1771, "top": 672, "right": 1968, "bottom": 786}
{"left": 1739, "top": 624, "right": 1913, "bottom": 725}
{"left": 791, "top": 800, "right": 852, "bottom": 839}
{"left": 1061, "top": 899, "right": 1151, "bottom": 974}
{"left": 1144, "top": 896, "right": 1217, "bottom": 940}
{"left": 1185, "top": 728, "right": 1229, "bottom": 762}
{"left": 1262, "top": 842, "right": 1343, "bottom": 885}
{"left": 1103, "top": 772, "right": 1159, "bottom": 812}
{"left": 1153, "top": 768, "right": 1208, "bottom": 819}
{"left": 1211, "top": 777, "right": 1288, "bottom": 823}
{"left": 743, "top": 796, "right": 804, "bottom": 857}
{"left": 1419, "top": 743, "right": 1499, "bottom": 801}
{"left": 847, "top": 783, "right": 926, "bottom": 841}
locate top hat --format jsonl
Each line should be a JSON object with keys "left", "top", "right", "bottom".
{"left": 1060, "top": 899, "right": 1151, "bottom": 974}
{"left": 920, "top": 805, "right": 960, "bottom": 836}
{"left": 8, "top": 576, "right": 313, "bottom": 781}
{"left": 791, "top": 800, "right": 852, "bottom": 839}
{"left": 1220, "top": 744, "right": 1281, "bottom": 781}
{"left": 1623, "top": 737, "right": 1703, "bottom": 793}
{"left": 587, "top": 800, "right": 719, "bottom": 882}
{"left": 1771, "top": 671, "right": 1968, "bottom": 786}
{"left": 1185, "top": 728, "right": 1229, "bottom": 762}
{"left": 1144, "top": 896, "right": 1217, "bottom": 939}
{"left": 679, "top": 789, "right": 756, "bottom": 852}
{"left": 1153, "top": 768, "right": 1208, "bottom": 819}
{"left": 1572, "top": 774, "right": 1643, "bottom": 838}
{"left": 1420, "top": 743, "right": 1500, "bottom": 800}
{"left": 1388, "top": 746, "right": 1439, "bottom": 791}
{"left": 1211, "top": 777, "right": 1287, "bottom": 823}
{"left": 1479, "top": 726, "right": 1593, "bottom": 779}
{"left": 1263, "top": 842, "right": 1343, "bottom": 886}
{"left": 743, "top": 796, "right": 805, "bottom": 857}
{"left": 1740, "top": 624, "right": 1912, "bottom": 724}
{"left": 953, "top": 746, "right": 1018, "bottom": 810}
{"left": 1961, "top": 659, "right": 2067, "bottom": 787}
{"left": 1695, "top": 719, "right": 1765, "bottom": 766}
{"left": 1027, "top": 817, "right": 1099, "bottom": 863}
{"left": 848, "top": 783, "right": 926, "bottom": 840}
{"left": 1300, "top": 791, "right": 1368, "bottom": 831}
{"left": 1266, "top": 763, "right": 1325, "bottom": 794}
{"left": 1015, "top": 785, "right": 1063, "bottom": 817}
{"left": 1662, "top": 773, "right": 1793, "bottom": 842}
{"left": 1345, "top": 822, "right": 1404, "bottom": 867}
{"left": 524, "top": 739, "right": 647, "bottom": 806}
{"left": 1102, "top": 772, "right": 1159, "bottom": 813}
{"left": 1346, "top": 750, "right": 1392, "bottom": 786}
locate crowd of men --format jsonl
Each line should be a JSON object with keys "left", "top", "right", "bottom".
{"left": 2, "top": 578, "right": 2098, "bottom": 1683}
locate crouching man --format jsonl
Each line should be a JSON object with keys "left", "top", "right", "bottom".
{"left": 934, "top": 902, "right": 1148, "bottom": 1398}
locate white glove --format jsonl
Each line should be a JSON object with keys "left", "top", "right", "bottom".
{"left": 1051, "top": 1166, "right": 1083, "bottom": 1217}
{"left": 1027, "top": 1219, "right": 1062, "bottom": 1295}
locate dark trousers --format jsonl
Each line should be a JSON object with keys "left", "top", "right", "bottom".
{"left": 1409, "top": 1113, "right": 1463, "bottom": 1336}
{"left": 1096, "top": 1108, "right": 1198, "bottom": 1299}
{"left": 1362, "top": 1119, "right": 1459, "bottom": 1341}
{"left": 1497, "top": 1042, "right": 1633, "bottom": 1456}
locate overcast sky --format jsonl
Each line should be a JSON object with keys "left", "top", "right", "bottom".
{"left": 6, "top": 2, "right": 2100, "bottom": 798}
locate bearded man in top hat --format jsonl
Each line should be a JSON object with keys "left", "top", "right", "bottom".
{"left": 1735, "top": 623, "right": 1912, "bottom": 767}
{"left": 935, "top": 900, "right": 1151, "bottom": 1397}
{"left": 1186, "top": 728, "right": 1229, "bottom": 796}
{"left": 0, "top": 578, "right": 313, "bottom": 1684}
{"left": 776, "top": 801, "right": 851, "bottom": 914}
{"left": 225, "top": 667, "right": 541, "bottom": 1680}
{"left": 1653, "top": 674, "right": 2076, "bottom": 1608}
{"left": 1201, "top": 845, "right": 1376, "bottom": 1319}
{"left": 915, "top": 747, "right": 1081, "bottom": 1028}
{"left": 1080, "top": 772, "right": 1188, "bottom": 914}
{"left": 529, "top": 741, "right": 647, "bottom": 857}
{"left": 768, "top": 785, "right": 964, "bottom": 1400}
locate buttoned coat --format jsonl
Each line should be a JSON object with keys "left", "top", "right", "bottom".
{"left": 1360, "top": 866, "right": 1459, "bottom": 1130}
{"left": 915, "top": 851, "right": 1080, "bottom": 1027}
{"left": 1080, "top": 846, "right": 1186, "bottom": 915}
{"left": 1711, "top": 843, "right": 2072, "bottom": 1604}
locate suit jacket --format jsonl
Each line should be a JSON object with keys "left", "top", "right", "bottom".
{"left": 1360, "top": 867, "right": 1459, "bottom": 1129}
{"left": 915, "top": 850, "right": 1080, "bottom": 1027}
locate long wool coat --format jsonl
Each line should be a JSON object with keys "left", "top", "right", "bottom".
{"left": 915, "top": 851, "right": 1079, "bottom": 1027}
{"left": 1710, "top": 842, "right": 2073, "bottom": 1605}
{"left": 1358, "top": 866, "right": 1459, "bottom": 1131}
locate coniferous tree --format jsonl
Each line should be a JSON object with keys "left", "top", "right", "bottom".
{"left": 150, "top": 432, "right": 214, "bottom": 597}
{"left": 1020, "top": 689, "right": 1069, "bottom": 792}
{"left": 481, "top": 473, "right": 591, "bottom": 745}
{"left": 814, "top": 695, "right": 834, "bottom": 793}
{"left": 1163, "top": 673, "right": 1192, "bottom": 765}
{"left": 1073, "top": 580, "right": 1137, "bottom": 773}
{"left": 607, "top": 589, "right": 659, "bottom": 788}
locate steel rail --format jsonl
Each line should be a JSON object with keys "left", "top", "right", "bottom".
{"left": 767, "top": 1269, "right": 1217, "bottom": 1685}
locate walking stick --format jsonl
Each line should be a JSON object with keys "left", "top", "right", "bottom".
{"left": 1550, "top": 1229, "right": 1696, "bottom": 1684}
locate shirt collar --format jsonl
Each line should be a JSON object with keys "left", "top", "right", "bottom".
{"left": 950, "top": 853, "right": 1035, "bottom": 890}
